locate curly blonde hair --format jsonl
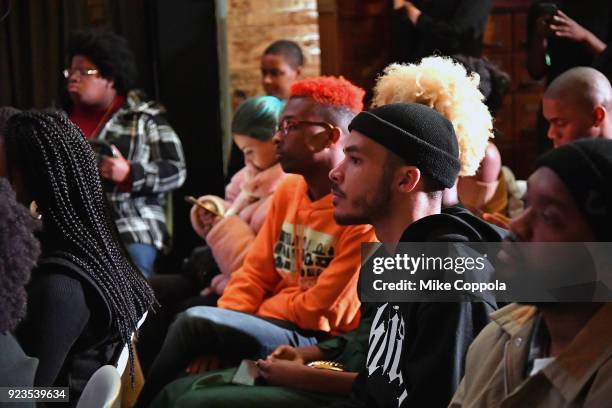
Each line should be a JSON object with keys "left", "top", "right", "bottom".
{"left": 372, "top": 57, "right": 493, "bottom": 176}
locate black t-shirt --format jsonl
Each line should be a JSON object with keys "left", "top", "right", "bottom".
{"left": 393, "top": 0, "right": 493, "bottom": 62}
{"left": 527, "top": 0, "right": 612, "bottom": 82}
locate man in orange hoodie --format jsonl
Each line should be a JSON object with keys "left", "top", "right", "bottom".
{"left": 136, "top": 77, "right": 375, "bottom": 407}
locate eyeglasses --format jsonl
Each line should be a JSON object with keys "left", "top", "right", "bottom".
{"left": 63, "top": 68, "right": 99, "bottom": 79}
{"left": 276, "top": 119, "right": 336, "bottom": 138}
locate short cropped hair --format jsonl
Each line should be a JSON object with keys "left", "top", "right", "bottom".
{"left": 264, "top": 40, "right": 305, "bottom": 70}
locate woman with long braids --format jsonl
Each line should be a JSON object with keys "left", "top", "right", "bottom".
{"left": 1, "top": 111, "right": 155, "bottom": 399}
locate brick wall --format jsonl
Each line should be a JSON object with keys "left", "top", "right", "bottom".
{"left": 226, "top": 0, "right": 321, "bottom": 97}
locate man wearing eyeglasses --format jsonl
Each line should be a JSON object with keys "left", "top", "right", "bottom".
{"left": 135, "top": 76, "right": 376, "bottom": 407}
{"left": 63, "top": 29, "right": 186, "bottom": 278}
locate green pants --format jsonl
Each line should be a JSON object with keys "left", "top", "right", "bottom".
{"left": 150, "top": 367, "right": 346, "bottom": 408}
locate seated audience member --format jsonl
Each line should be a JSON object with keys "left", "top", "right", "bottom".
{"left": 0, "top": 178, "right": 40, "bottom": 408}
{"left": 543, "top": 66, "right": 612, "bottom": 147}
{"left": 136, "top": 76, "right": 375, "bottom": 407}
{"left": 261, "top": 40, "right": 304, "bottom": 100}
{"left": 191, "top": 96, "right": 287, "bottom": 300}
{"left": 450, "top": 138, "right": 612, "bottom": 407}
{"left": 327, "top": 103, "right": 497, "bottom": 407}
{"left": 138, "top": 96, "right": 286, "bottom": 372}
{"left": 371, "top": 57, "right": 518, "bottom": 223}
{"left": 227, "top": 40, "right": 304, "bottom": 178}
{"left": 3, "top": 112, "right": 154, "bottom": 397}
{"left": 64, "top": 30, "right": 186, "bottom": 277}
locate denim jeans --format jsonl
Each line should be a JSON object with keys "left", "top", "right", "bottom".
{"left": 135, "top": 307, "right": 322, "bottom": 407}
{"left": 126, "top": 243, "right": 158, "bottom": 278}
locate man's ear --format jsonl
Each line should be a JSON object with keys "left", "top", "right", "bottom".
{"left": 327, "top": 127, "right": 341, "bottom": 146}
{"left": 397, "top": 166, "right": 421, "bottom": 194}
{"left": 593, "top": 105, "right": 606, "bottom": 127}
{"left": 295, "top": 66, "right": 303, "bottom": 78}
{"left": 307, "top": 127, "right": 341, "bottom": 152}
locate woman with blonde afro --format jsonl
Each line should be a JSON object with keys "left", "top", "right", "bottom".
{"left": 372, "top": 56, "right": 515, "bottom": 218}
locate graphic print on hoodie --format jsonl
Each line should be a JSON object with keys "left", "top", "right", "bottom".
{"left": 354, "top": 206, "right": 507, "bottom": 408}
{"left": 218, "top": 175, "right": 376, "bottom": 335}
{"left": 275, "top": 222, "right": 336, "bottom": 287}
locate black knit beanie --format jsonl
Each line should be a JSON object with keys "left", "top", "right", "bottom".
{"left": 348, "top": 103, "right": 460, "bottom": 189}
{"left": 536, "top": 138, "right": 612, "bottom": 241}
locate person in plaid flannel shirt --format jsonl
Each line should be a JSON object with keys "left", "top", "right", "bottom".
{"left": 64, "top": 30, "right": 186, "bottom": 277}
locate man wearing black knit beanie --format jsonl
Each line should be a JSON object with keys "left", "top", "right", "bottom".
{"left": 328, "top": 103, "right": 497, "bottom": 408}
{"left": 451, "top": 138, "right": 612, "bottom": 407}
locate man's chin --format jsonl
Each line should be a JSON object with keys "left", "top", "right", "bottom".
{"left": 279, "top": 158, "right": 302, "bottom": 175}
{"left": 264, "top": 87, "right": 281, "bottom": 99}
{"left": 333, "top": 211, "right": 369, "bottom": 226}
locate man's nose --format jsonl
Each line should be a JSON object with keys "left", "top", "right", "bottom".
{"left": 547, "top": 125, "right": 557, "bottom": 141}
{"left": 329, "top": 162, "right": 344, "bottom": 184}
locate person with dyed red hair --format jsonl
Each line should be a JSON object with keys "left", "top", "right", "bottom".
{"left": 136, "top": 76, "right": 376, "bottom": 407}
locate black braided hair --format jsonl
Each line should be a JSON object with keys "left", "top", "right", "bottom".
{"left": 3, "top": 111, "right": 156, "bottom": 379}
{"left": 0, "top": 178, "right": 41, "bottom": 334}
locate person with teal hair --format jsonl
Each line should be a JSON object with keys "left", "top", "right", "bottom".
{"left": 190, "top": 95, "right": 287, "bottom": 300}
{"left": 138, "top": 96, "right": 287, "bottom": 372}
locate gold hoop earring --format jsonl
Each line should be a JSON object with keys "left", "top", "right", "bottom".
{"left": 29, "top": 200, "right": 42, "bottom": 220}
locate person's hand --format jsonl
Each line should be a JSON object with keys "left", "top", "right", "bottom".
{"left": 200, "top": 274, "right": 230, "bottom": 297}
{"left": 549, "top": 11, "right": 589, "bottom": 43}
{"left": 99, "top": 145, "right": 131, "bottom": 183}
{"left": 194, "top": 208, "right": 221, "bottom": 238}
{"left": 185, "top": 355, "right": 222, "bottom": 374}
{"left": 393, "top": 0, "right": 405, "bottom": 10}
{"left": 256, "top": 358, "right": 309, "bottom": 387}
{"left": 268, "top": 345, "right": 305, "bottom": 364}
{"left": 404, "top": 1, "right": 422, "bottom": 24}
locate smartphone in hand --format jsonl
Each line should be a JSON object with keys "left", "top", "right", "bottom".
{"left": 184, "top": 195, "right": 224, "bottom": 217}
{"left": 537, "top": 2, "right": 558, "bottom": 17}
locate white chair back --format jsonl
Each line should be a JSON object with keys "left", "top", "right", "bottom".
{"left": 76, "top": 365, "right": 121, "bottom": 408}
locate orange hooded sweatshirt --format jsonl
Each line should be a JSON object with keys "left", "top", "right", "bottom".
{"left": 218, "top": 175, "right": 375, "bottom": 335}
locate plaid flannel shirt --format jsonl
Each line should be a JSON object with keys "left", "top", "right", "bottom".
{"left": 96, "top": 90, "right": 186, "bottom": 250}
